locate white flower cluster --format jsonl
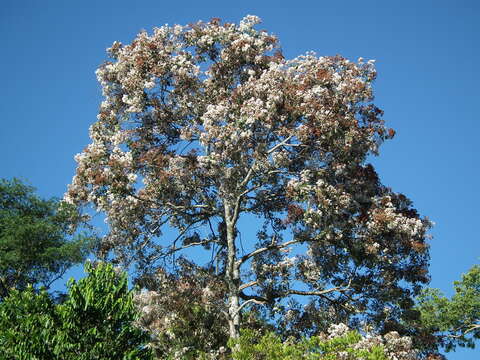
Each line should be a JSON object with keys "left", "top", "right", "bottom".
{"left": 327, "top": 322, "right": 350, "bottom": 338}
{"left": 326, "top": 323, "right": 418, "bottom": 360}
{"left": 367, "top": 196, "right": 427, "bottom": 238}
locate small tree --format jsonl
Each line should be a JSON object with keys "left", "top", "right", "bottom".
{"left": 0, "top": 262, "right": 153, "bottom": 360}
{"left": 0, "top": 178, "right": 92, "bottom": 299}
{"left": 55, "top": 262, "right": 152, "bottom": 359}
{"left": 417, "top": 265, "right": 480, "bottom": 352}
{"left": 66, "top": 16, "right": 432, "bottom": 340}
{"left": 0, "top": 286, "right": 57, "bottom": 360}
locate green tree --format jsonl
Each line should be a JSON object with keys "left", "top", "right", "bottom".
{"left": 0, "top": 286, "right": 57, "bottom": 359}
{"left": 417, "top": 265, "right": 480, "bottom": 352}
{"left": 0, "top": 178, "right": 93, "bottom": 298}
{"left": 57, "top": 261, "right": 153, "bottom": 359}
{"left": 0, "top": 262, "right": 153, "bottom": 360}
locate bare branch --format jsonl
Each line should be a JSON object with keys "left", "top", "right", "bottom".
{"left": 148, "top": 225, "right": 214, "bottom": 262}
{"left": 235, "top": 298, "right": 263, "bottom": 315}
{"left": 464, "top": 324, "right": 480, "bottom": 334}
{"left": 238, "top": 165, "right": 256, "bottom": 190}
{"left": 239, "top": 184, "right": 263, "bottom": 198}
{"left": 239, "top": 280, "right": 258, "bottom": 291}
{"left": 236, "top": 281, "right": 351, "bottom": 312}
{"left": 237, "top": 237, "right": 303, "bottom": 266}
{"left": 164, "top": 239, "right": 213, "bottom": 256}
{"left": 267, "top": 135, "right": 293, "bottom": 154}
{"left": 231, "top": 137, "right": 298, "bottom": 224}
{"left": 232, "top": 167, "right": 258, "bottom": 226}
{"left": 239, "top": 292, "right": 270, "bottom": 304}
{"left": 449, "top": 323, "right": 480, "bottom": 338}
{"left": 285, "top": 280, "right": 352, "bottom": 297}
{"left": 166, "top": 202, "right": 211, "bottom": 210}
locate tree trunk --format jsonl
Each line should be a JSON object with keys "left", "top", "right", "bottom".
{"left": 224, "top": 201, "right": 240, "bottom": 339}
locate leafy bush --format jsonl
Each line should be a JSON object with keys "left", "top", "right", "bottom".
{"left": 0, "top": 262, "right": 152, "bottom": 360}
{"left": 229, "top": 323, "right": 417, "bottom": 360}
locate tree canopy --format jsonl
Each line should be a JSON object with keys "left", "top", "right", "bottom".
{"left": 230, "top": 324, "right": 417, "bottom": 360}
{"left": 417, "top": 265, "right": 480, "bottom": 352}
{"left": 0, "top": 262, "right": 153, "bottom": 360}
{"left": 66, "top": 15, "right": 432, "bottom": 342}
{"left": 0, "top": 178, "right": 92, "bottom": 299}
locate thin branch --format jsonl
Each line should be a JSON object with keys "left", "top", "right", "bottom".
{"left": 232, "top": 167, "right": 257, "bottom": 226}
{"left": 449, "top": 323, "right": 480, "bottom": 338}
{"left": 147, "top": 216, "right": 171, "bottom": 236}
{"left": 207, "top": 217, "right": 218, "bottom": 239}
{"left": 238, "top": 184, "right": 263, "bottom": 198}
{"left": 235, "top": 298, "right": 263, "bottom": 316}
{"left": 164, "top": 239, "right": 213, "bottom": 256}
{"left": 45, "top": 270, "right": 68, "bottom": 289}
{"left": 464, "top": 324, "right": 480, "bottom": 335}
{"left": 231, "top": 138, "right": 297, "bottom": 226}
{"left": 236, "top": 237, "right": 303, "bottom": 266}
{"left": 239, "top": 280, "right": 258, "bottom": 291}
{"left": 149, "top": 229, "right": 213, "bottom": 263}
{"left": 165, "top": 202, "right": 211, "bottom": 210}
{"left": 281, "top": 143, "right": 302, "bottom": 148}
{"left": 221, "top": 309, "right": 229, "bottom": 319}
{"left": 169, "top": 221, "right": 201, "bottom": 249}
{"left": 238, "top": 281, "right": 351, "bottom": 310}
{"left": 238, "top": 165, "right": 256, "bottom": 190}
{"left": 285, "top": 280, "right": 352, "bottom": 297}
{"left": 130, "top": 194, "right": 214, "bottom": 220}
{"left": 239, "top": 292, "right": 270, "bottom": 304}
{"left": 210, "top": 244, "right": 226, "bottom": 275}
{"left": 266, "top": 135, "right": 293, "bottom": 154}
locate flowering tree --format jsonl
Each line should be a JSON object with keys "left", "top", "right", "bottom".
{"left": 134, "top": 259, "right": 230, "bottom": 358}
{"left": 66, "top": 16, "right": 432, "bottom": 341}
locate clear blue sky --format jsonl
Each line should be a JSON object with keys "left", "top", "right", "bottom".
{"left": 1, "top": 1, "right": 478, "bottom": 358}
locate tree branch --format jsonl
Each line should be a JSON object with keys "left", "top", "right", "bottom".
{"left": 149, "top": 230, "right": 214, "bottom": 262}
{"left": 166, "top": 202, "right": 211, "bottom": 210}
{"left": 239, "top": 280, "right": 258, "bottom": 291}
{"left": 449, "top": 323, "right": 480, "bottom": 338}
{"left": 165, "top": 239, "right": 213, "bottom": 256}
{"left": 239, "top": 292, "right": 270, "bottom": 304}
{"left": 234, "top": 298, "right": 263, "bottom": 316}
{"left": 267, "top": 135, "right": 293, "bottom": 154}
{"left": 281, "top": 280, "right": 352, "bottom": 298}
{"left": 236, "top": 237, "right": 303, "bottom": 266}
{"left": 464, "top": 324, "right": 480, "bottom": 334}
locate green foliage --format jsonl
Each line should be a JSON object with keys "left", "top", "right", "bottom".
{"left": 0, "top": 286, "right": 57, "bottom": 359}
{"left": 417, "top": 265, "right": 480, "bottom": 351}
{"left": 55, "top": 262, "right": 153, "bottom": 359}
{"left": 0, "top": 262, "right": 153, "bottom": 360}
{"left": 0, "top": 178, "right": 93, "bottom": 298}
{"left": 229, "top": 329, "right": 389, "bottom": 360}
